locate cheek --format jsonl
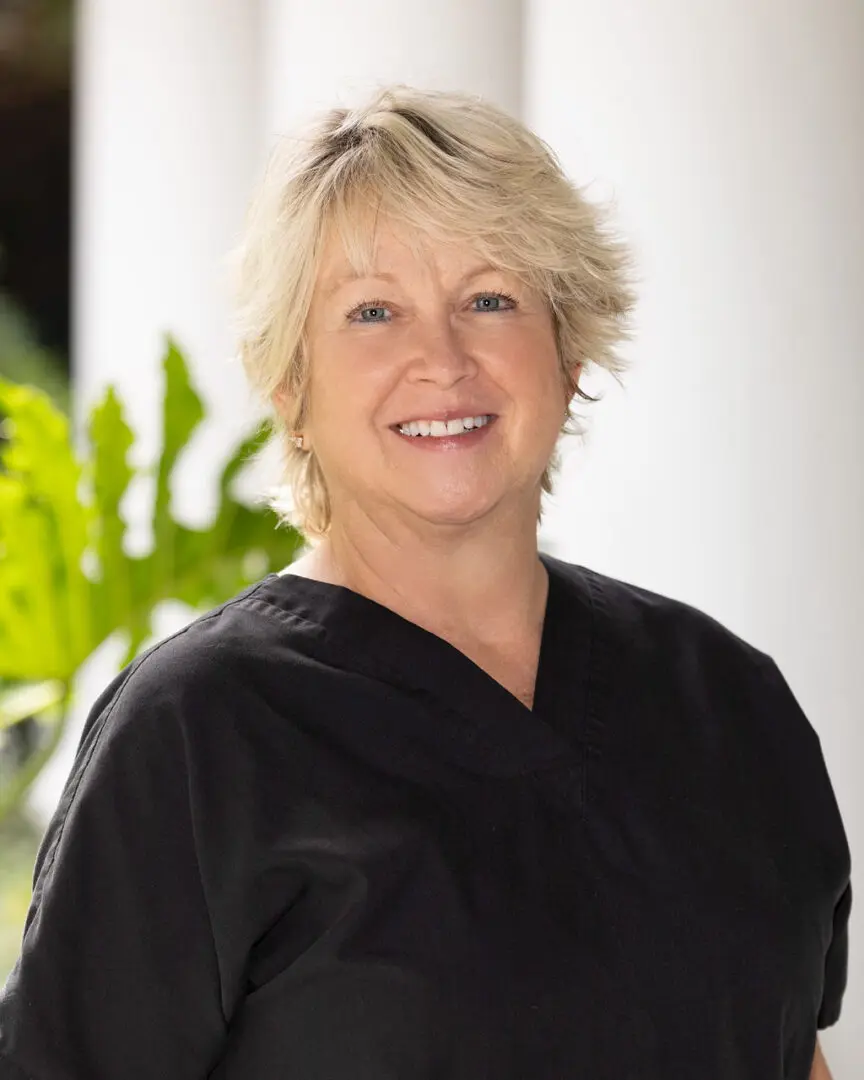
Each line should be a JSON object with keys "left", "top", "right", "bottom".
{"left": 308, "top": 347, "right": 396, "bottom": 435}
{"left": 535, "top": 339, "right": 568, "bottom": 407}
{"left": 494, "top": 336, "right": 563, "bottom": 402}
{"left": 307, "top": 358, "right": 349, "bottom": 440}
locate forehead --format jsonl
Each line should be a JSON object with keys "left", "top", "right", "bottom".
{"left": 314, "top": 213, "right": 505, "bottom": 296}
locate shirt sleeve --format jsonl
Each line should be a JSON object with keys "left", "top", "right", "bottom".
{"left": 817, "top": 878, "right": 852, "bottom": 1029}
{"left": 0, "top": 655, "right": 228, "bottom": 1079}
{"left": 759, "top": 655, "right": 853, "bottom": 1032}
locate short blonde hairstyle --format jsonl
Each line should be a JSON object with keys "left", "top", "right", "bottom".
{"left": 232, "top": 83, "right": 639, "bottom": 540}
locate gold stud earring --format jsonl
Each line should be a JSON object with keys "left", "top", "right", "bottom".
{"left": 290, "top": 432, "right": 305, "bottom": 450}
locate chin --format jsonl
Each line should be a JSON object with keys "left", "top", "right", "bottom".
{"left": 402, "top": 493, "right": 502, "bottom": 528}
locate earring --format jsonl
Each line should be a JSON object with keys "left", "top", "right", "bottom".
{"left": 290, "top": 432, "right": 305, "bottom": 450}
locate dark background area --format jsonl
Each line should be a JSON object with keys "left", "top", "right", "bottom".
{"left": 0, "top": 0, "right": 72, "bottom": 389}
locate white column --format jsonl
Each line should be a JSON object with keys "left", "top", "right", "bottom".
{"left": 73, "top": 0, "right": 264, "bottom": 535}
{"left": 527, "top": 0, "right": 864, "bottom": 1067}
{"left": 29, "top": 0, "right": 263, "bottom": 821}
{"left": 260, "top": 0, "right": 523, "bottom": 138}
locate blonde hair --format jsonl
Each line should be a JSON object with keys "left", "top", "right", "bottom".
{"left": 232, "top": 83, "right": 639, "bottom": 540}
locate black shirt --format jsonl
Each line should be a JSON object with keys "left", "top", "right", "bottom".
{"left": 0, "top": 553, "right": 851, "bottom": 1079}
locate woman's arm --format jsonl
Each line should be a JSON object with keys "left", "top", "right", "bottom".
{"left": 0, "top": 661, "right": 228, "bottom": 1079}
{"left": 811, "top": 1038, "right": 833, "bottom": 1080}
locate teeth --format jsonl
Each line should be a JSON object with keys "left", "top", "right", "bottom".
{"left": 397, "top": 414, "right": 492, "bottom": 437}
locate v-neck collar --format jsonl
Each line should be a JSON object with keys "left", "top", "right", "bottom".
{"left": 249, "top": 552, "right": 597, "bottom": 778}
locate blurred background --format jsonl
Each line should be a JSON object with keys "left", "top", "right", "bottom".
{"left": 0, "top": 0, "right": 72, "bottom": 977}
{"left": 1, "top": 0, "right": 862, "bottom": 1071}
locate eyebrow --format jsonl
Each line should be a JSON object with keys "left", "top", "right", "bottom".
{"left": 322, "top": 262, "right": 503, "bottom": 300}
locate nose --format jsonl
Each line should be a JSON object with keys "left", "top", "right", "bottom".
{"left": 407, "top": 315, "right": 478, "bottom": 388}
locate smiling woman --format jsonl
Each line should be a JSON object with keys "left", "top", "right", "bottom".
{"left": 0, "top": 85, "right": 850, "bottom": 1080}
{"left": 232, "top": 84, "right": 637, "bottom": 541}
{"left": 276, "top": 217, "right": 569, "bottom": 537}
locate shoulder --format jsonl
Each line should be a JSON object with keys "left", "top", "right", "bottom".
{"left": 545, "top": 553, "right": 772, "bottom": 680}
{"left": 129, "top": 575, "right": 288, "bottom": 687}
{"left": 38, "top": 576, "right": 304, "bottom": 873}
{"left": 70, "top": 576, "right": 294, "bottom": 773}
{"left": 543, "top": 553, "right": 830, "bottom": 766}
{"left": 548, "top": 556, "right": 849, "bottom": 863}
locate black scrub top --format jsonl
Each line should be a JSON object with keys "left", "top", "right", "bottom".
{"left": 0, "top": 554, "right": 851, "bottom": 1080}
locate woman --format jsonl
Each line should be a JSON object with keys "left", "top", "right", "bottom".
{"left": 0, "top": 85, "right": 850, "bottom": 1079}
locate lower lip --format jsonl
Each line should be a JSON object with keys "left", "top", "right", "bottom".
{"left": 390, "top": 417, "right": 497, "bottom": 450}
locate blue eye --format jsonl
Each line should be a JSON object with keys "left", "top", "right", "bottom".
{"left": 348, "top": 301, "right": 390, "bottom": 323}
{"left": 473, "top": 292, "right": 517, "bottom": 312}
{"left": 345, "top": 291, "right": 517, "bottom": 323}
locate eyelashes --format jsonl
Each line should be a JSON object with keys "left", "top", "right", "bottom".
{"left": 344, "top": 298, "right": 389, "bottom": 322}
{"left": 343, "top": 291, "right": 519, "bottom": 323}
{"left": 472, "top": 291, "right": 518, "bottom": 313}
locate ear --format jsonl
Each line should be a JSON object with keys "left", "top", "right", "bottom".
{"left": 272, "top": 385, "right": 292, "bottom": 419}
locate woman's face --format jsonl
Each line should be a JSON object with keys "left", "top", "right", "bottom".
{"left": 286, "top": 217, "right": 569, "bottom": 531}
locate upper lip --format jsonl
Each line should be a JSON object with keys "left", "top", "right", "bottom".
{"left": 391, "top": 410, "right": 496, "bottom": 426}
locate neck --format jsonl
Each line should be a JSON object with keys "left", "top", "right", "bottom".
{"left": 295, "top": 508, "right": 549, "bottom": 650}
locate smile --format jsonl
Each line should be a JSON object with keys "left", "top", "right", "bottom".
{"left": 394, "top": 414, "right": 495, "bottom": 437}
